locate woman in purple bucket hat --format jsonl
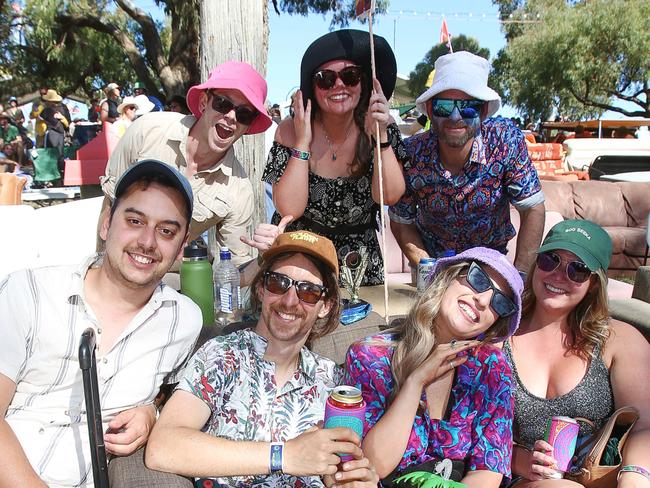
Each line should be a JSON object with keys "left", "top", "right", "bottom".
{"left": 345, "top": 247, "right": 523, "bottom": 487}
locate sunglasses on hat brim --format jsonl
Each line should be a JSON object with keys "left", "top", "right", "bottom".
{"left": 536, "top": 251, "right": 592, "bottom": 284}
{"left": 208, "top": 91, "right": 259, "bottom": 126}
{"left": 462, "top": 262, "right": 517, "bottom": 318}
{"left": 430, "top": 98, "right": 485, "bottom": 119}
{"left": 263, "top": 271, "right": 327, "bottom": 305}
{"left": 313, "top": 66, "right": 363, "bottom": 91}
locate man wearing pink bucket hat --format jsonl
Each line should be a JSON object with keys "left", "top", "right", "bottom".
{"left": 101, "top": 61, "right": 272, "bottom": 264}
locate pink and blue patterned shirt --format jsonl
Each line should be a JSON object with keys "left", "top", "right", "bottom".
{"left": 345, "top": 333, "right": 514, "bottom": 477}
{"left": 389, "top": 117, "right": 543, "bottom": 258}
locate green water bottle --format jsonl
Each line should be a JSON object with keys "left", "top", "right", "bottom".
{"left": 180, "top": 241, "right": 215, "bottom": 326}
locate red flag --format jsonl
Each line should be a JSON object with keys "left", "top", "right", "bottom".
{"left": 355, "top": 0, "right": 374, "bottom": 18}
{"left": 440, "top": 18, "right": 450, "bottom": 44}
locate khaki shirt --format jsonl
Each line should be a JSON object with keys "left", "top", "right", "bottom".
{"left": 101, "top": 112, "right": 254, "bottom": 264}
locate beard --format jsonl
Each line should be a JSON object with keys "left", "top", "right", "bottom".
{"left": 432, "top": 115, "right": 481, "bottom": 148}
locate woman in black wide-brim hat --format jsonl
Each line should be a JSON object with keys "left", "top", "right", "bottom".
{"left": 261, "top": 29, "right": 408, "bottom": 286}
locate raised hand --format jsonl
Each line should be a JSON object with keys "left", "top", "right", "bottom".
{"left": 365, "top": 78, "right": 391, "bottom": 137}
{"left": 410, "top": 340, "right": 479, "bottom": 388}
{"left": 291, "top": 90, "right": 312, "bottom": 150}
{"left": 240, "top": 214, "right": 293, "bottom": 254}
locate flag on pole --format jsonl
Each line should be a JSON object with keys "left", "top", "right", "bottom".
{"left": 440, "top": 18, "right": 453, "bottom": 53}
{"left": 355, "top": 0, "right": 375, "bottom": 19}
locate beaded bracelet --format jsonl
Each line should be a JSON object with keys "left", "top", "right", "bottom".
{"left": 618, "top": 465, "right": 650, "bottom": 481}
{"left": 290, "top": 147, "right": 310, "bottom": 161}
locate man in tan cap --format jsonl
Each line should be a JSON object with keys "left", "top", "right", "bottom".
{"left": 109, "top": 231, "right": 379, "bottom": 488}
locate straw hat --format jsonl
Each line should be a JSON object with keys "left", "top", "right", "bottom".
{"left": 42, "top": 89, "right": 63, "bottom": 103}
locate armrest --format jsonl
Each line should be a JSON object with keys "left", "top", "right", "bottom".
{"left": 632, "top": 266, "right": 650, "bottom": 303}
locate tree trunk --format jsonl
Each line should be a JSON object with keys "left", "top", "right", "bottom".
{"left": 200, "top": 0, "right": 269, "bottom": 238}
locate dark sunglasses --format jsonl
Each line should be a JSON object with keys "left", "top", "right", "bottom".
{"left": 536, "top": 251, "right": 592, "bottom": 284}
{"left": 430, "top": 98, "right": 484, "bottom": 119}
{"left": 463, "top": 262, "right": 517, "bottom": 318}
{"left": 313, "top": 65, "right": 363, "bottom": 90}
{"left": 209, "top": 92, "right": 259, "bottom": 126}
{"left": 263, "top": 271, "right": 327, "bottom": 305}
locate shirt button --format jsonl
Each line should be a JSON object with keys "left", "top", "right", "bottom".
{"left": 64, "top": 410, "right": 69, "bottom": 415}
{"left": 97, "top": 328, "right": 102, "bottom": 334}
{"left": 102, "top": 358, "right": 108, "bottom": 364}
{"left": 456, "top": 194, "right": 463, "bottom": 201}
{"left": 194, "top": 174, "right": 199, "bottom": 179}
{"left": 39, "top": 428, "right": 45, "bottom": 434}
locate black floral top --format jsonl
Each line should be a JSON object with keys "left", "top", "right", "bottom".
{"left": 262, "top": 123, "right": 408, "bottom": 285}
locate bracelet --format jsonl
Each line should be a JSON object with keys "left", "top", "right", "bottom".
{"left": 379, "top": 139, "right": 391, "bottom": 149}
{"left": 618, "top": 465, "right": 650, "bottom": 481}
{"left": 269, "top": 442, "right": 284, "bottom": 474}
{"left": 290, "top": 147, "right": 310, "bottom": 161}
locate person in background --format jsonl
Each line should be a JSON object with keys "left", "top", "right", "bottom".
{"left": 87, "top": 97, "right": 101, "bottom": 123}
{"left": 140, "top": 230, "right": 379, "bottom": 488}
{"left": 6, "top": 97, "right": 25, "bottom": 126}
{"left": 29, "top": 87, "right": 49, "bottom": 148}
{"left": 503, "top": 220, "right": 650, "bottom": 487}
{"left": 167, "top": 94, "right": 190, "bottom": 115}
{"left": 112, "top": 96, "right": 139, "bottom": 137}
{"left": 101, "top": 82, "right": 121, "bottom": 123}
{"left": 0, "top": 160, "right": 202, "bottom": 487}
{"left": 346, "top": 247, "right": 522, "bottom": 488}
{"left": 390, "top": 51, "right": 545, "bottom": 276}
{"left": 134, "top": 81, "right": 165, "bottom": 112}
{"left": 261, "top": 29, "right": 407, "bottom": 286}
{"left": 40, "top": 89, "right": 71, "bottom": 167}
{"left": 0, "top": 111, "right": 23, "bottom": 165}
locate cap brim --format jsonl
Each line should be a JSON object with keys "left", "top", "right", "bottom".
{"left": 537, "top": 242, "right": 602, "bottom": 271}
{"left": 263, "top": 243, "right": 339, "bottom": 278}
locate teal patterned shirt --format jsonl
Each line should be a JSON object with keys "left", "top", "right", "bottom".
{"left": 178, "top": 328, "right": 343, "bottom": 487}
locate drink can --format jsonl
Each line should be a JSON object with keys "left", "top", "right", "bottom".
{"left": 417, "top": 258, "right": 437, "bottom": 294}
{"left": 545, "top": 416, "right": 579, "bottom": 473}
{"left": 323, "top": 386, "right": 365, "bottom": 461}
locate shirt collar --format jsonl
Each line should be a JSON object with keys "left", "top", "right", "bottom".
{"left": 428, "top": 125, "right": 488, "bottom": 169}
{"left": 248, "top": 328, "right": 319, "bottom": 381}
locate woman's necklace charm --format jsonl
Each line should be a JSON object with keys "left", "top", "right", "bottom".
{"left": 321, "top": 119, "right": 353, "bottom": 161}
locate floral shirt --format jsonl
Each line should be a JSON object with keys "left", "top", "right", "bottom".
{"left": 178, "top": 328, "right": 343, "bottom": 487}
{"left": 389, "top": 117, "right": 543, "bottom": 258}
{"left": 344, "top": 333, "right": 514, "bottom": 477}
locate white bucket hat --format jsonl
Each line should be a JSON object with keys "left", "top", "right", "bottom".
{"left": 416, "top": 51, "right": 501, "bottom": 118}
{"left": 133, "top": 94, "right": 155, "bottom": 116}
{"left": 117, "top": 96, "right": 139, "bottom": 114}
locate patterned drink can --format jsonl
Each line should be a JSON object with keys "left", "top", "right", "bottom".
{"left": 323, "top": 386, "right": 366, "bottom": 461}
{"left": 417, "top": 258, "right": 437, "bottom": 294}
{"left": 544, "top": 416, "right": 579, "bottom": 473}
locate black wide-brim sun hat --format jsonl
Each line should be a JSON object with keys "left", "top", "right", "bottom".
{"left": 300, "top": 29, "right": 397, "bottom": 107}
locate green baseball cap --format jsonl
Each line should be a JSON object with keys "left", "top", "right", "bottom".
{"left": 537, "top": 219, "right": 612, "bottom": 271}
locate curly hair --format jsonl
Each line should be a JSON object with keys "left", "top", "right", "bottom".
{"left": 310, "top": 71, "right": 372, "bottom": 179}
{"left": 521, "top": 266, "right": 610, "bottom": 360}
{"left": 387, "top": 262, "right": 511, "bottom": 401}
{"left": 250, "top": 251, "right": 341, "bottom": 344}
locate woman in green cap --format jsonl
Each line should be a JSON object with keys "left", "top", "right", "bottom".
{"left": 504, "top": 219, "right": 650, "bottom": 487}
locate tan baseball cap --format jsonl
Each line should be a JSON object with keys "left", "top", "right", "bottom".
{"left": 263, "top": 231, "right": 339, "bottom": 278}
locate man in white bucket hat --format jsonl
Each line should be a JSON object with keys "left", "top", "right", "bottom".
{"left": 389, "top": 51, "right": 545, "bottom": 275}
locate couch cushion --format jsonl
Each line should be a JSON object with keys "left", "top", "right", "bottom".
{"left": 540, "top": 181, "right": 577, "bottom": 219}
{"left": 617, "top": 182, "right": 650, "bottom": 227}
{"left": 571, "top": 181, "right": 627, "bottom": 227}
{"left": 605, "top": 226, "right": 648, "bottom": 256}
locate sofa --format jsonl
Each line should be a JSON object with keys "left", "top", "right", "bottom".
{"left": 610, "top": 266, "right": 650, "bottom": 342}
{"left": 541, "top": 180, "right": 650, "bottom": 274}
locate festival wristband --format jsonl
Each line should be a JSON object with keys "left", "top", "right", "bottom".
{"left": 618, "top": 465, "right": 650, "bottom": 481}
{"left": 290, "top": 147, "right": 310, "bottom": 161}
{"left": 371, "top": 136, "right": 391, "bottom": 149}
{"left": 269, "top": 442, "right": 284, "bottom": 474}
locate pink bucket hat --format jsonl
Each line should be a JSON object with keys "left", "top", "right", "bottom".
{"left": 186, "top": 61, "right": 272, "bottom": 135}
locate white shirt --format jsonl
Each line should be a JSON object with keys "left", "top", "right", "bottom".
{"left": 0, "top": 255, "right": 202, "bottom": 487}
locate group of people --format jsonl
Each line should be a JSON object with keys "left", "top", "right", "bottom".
{"left": 0, "top": 27, "right": 649, "bottom": 488}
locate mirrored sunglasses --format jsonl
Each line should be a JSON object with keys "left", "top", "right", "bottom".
{"left": 313, "top": 65, "right": 363, "bottom": 90}
{"left": 536, "top": 251, "right": 592, "bottom": 284}
{"left": 209, "top": 92, "right": 259, "bottom": 126}
{"left": 430, "top": 98, "right": 484, "bottom": 119}
{"left": 464, "top": 262, "right": 517, "bottom": 318}
{"left": 263, "top": 271, "right": 327, "bottom": 305}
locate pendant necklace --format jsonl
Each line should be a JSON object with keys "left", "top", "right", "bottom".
{"left": 321, "top": 119, "right": 354, "bottom": 161}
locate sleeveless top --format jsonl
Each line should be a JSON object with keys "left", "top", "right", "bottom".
{"left": 106, "top": 98, "right": 119, "bottom": 119}
{"left": 503, "top": 340, "right": 614, "bottom": 449}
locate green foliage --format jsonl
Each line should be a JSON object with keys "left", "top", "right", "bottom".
{"left": 395, "top": 471, "right": 467, "bottom": 488}
{"left": 491, "top": 0, "right": 650, "bottom": 119}
{"left": 407, "top": 35, "right": 490, "bottom": 98}
{"left": 272, "top": 0, "right": 390, "bottom": 28}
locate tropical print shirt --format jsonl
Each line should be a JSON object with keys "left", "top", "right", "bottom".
{"left": 389, "top": 117, "right": 543, "bottom": 258}
{"left": 178, "top": 328, "right": 343, "bottom": 487}
{"left": 345, "top": 333, "right": 514, "bottom": 477}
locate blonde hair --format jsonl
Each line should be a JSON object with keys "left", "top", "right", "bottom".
{"left": 521, "top": 266, "right": 610, "bottom": 359}
{"left": 388, "top": 262, "right": 510, "bottom": 401}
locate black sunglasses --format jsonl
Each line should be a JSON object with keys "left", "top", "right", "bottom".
{"left": 430, "top": 98, "right": 484, "bottom": 119}
{"left": 209, "top": 92, "right": 259, "bottom": 126}
{"left": 536, "top": 251, "right": 592, "bottom": 284}
{"left": 263, "top": 271, "right": 327, "bottom": 305}
{"left": 313, "top": 65, "right": 363, "bottom": 90}
{"left": 463, "top": 262, "right": 517, "bottom": 318}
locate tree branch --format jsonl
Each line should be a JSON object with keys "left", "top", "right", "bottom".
{"left": 114, "top": 0, "right": 166, "bottom": 73}
{"left": 568, "top": 85, "right": 648, "bottom": 117}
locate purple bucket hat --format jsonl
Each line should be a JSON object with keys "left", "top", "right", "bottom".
{"left": 433, "top": 247, "right": 523, "bottom": 342}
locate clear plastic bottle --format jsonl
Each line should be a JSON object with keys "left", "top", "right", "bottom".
{"left": 213, "top": 246, "right": 241, "bottom": 327}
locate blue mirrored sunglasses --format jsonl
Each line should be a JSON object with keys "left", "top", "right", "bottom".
{"left": 430, "top": 98, "right": 484, "bottom": 119}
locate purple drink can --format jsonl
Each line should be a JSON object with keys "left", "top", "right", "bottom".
{"left": 323, "top": 386, "right": 365, "bottom": 461}
{"left": 545, "top": 416, "right": 579, "bottom": 473}
{"left": 417, "top": 258, "right": 437, "bottom": 294}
